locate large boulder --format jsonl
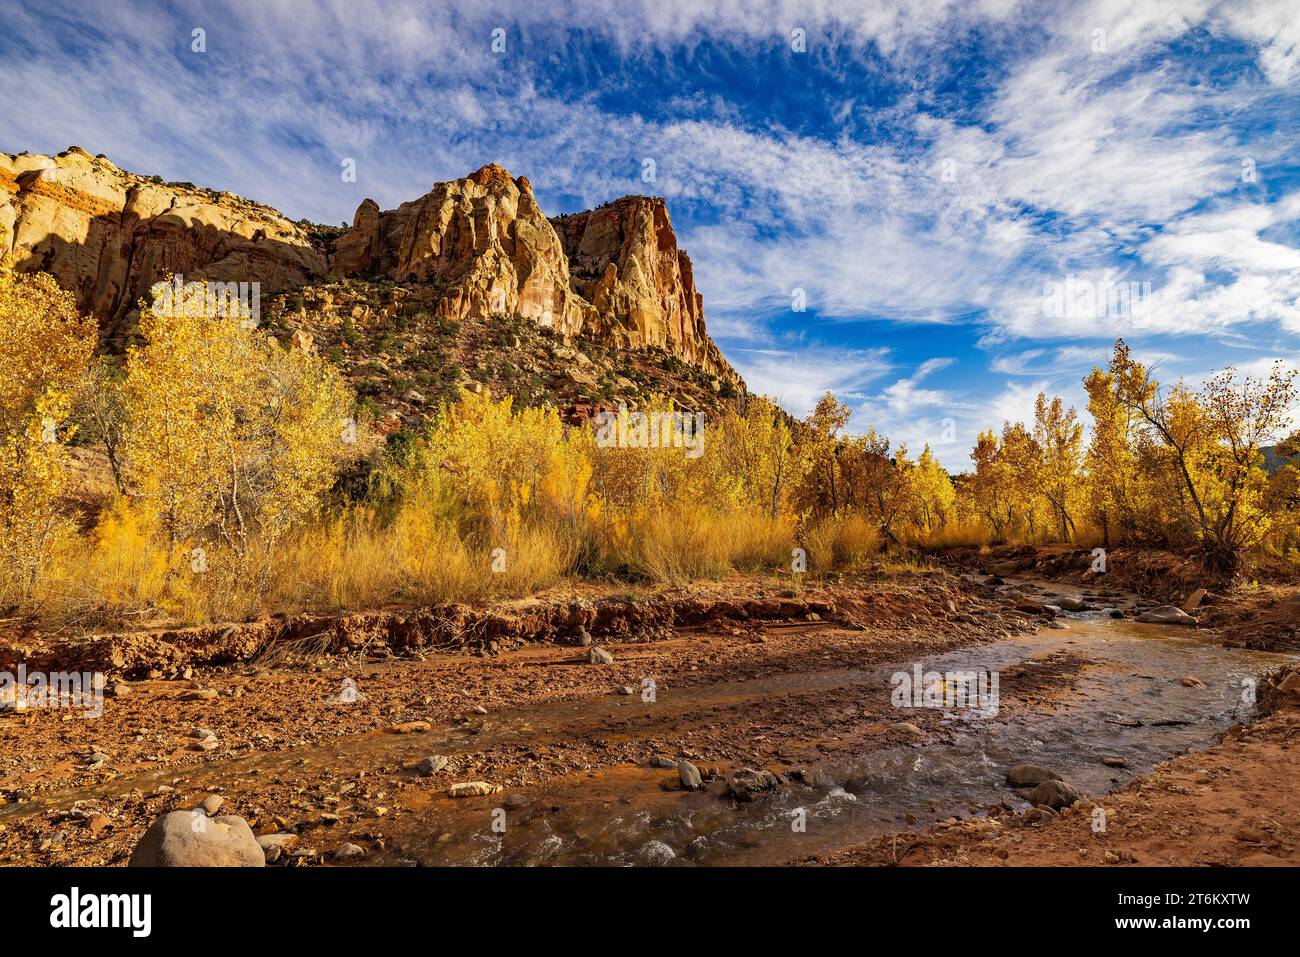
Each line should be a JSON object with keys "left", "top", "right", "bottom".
{"left": 128, "top": 810, "right": 265, "bottom": 867}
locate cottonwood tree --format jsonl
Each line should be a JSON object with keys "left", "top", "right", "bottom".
{"left": 906, "top": 445, "right": 956, "bottom": 538}
{"left": 1032, "top": 392, "right": 1083, "bottom": 542}
{"left": 839, "top": 428, "right": 916, "bottom": 544}
{"left": 796, "top": 393, "right": 853, "bottom": 517}
{"left": 0, "top": 261, "right": 97, "bottom": 596}
{"left": 1112, "top": 342, "right": 1297, "bottom": 576}
{"left": 122, "top": 280, "right": 352, "bottom": 554}
{"left": 713, "top": 395, "right": 794, "bottom": 517}
{"left": 1082, "top": 340, "right": 1144, "bottom": 546}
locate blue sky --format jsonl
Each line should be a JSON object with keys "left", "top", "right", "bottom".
{"left": 2, "top": 0, "right": 1298, "bottom": 466}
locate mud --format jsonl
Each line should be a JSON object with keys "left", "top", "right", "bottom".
{"left": 1, "top": 563, "right": 1295, "bottom": 867}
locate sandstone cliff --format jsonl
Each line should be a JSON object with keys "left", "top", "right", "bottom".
{"left": 3, "top": 148, "right": 738, "bottom": 386}
{"left": 328, "top": 163, "right": 593, "bottom": 337}
{"left": 549, "top": 197, "right": 731, "bottom": 376}
{"left": 330, "top": 166, "right": 736, "bottom": 381}
{"left": 1, "top": 147, "right": 323, "bottom": 340}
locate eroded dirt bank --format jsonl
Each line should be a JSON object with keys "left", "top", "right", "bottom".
{"left": 0, "top": 559, "right": 1295, "bottom": 867}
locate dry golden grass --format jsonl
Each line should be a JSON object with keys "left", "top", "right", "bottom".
{"left": 19, "top": 495, "right": 583, "bottom": 628}
{"left": 594, "top": 508, "right": 793, "bottom": 585}
{"left": 804, "top": 512, "right": 880, "bottom": 572}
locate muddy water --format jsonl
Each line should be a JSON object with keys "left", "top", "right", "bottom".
{"left": 372, "top": 612, "right": 1292, "bottom": 866}
{"left": 6, "top": 607, "right": 1294, "bottom": 866}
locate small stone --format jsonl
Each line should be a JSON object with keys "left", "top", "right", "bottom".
{"left": 1006, "top": 764, "right": 1063, "bottom": 787}
{"left": 889, "top": 722, "right": 924, "bottom": 739}
{"left": 182, "top": 689, "right": 219, "bottom": 701}
{"left": 1102, "top": 757, "right": 1127, "bottom": 768}
{"left": 587, "top": 646, "right": 614, "bottom": 665}
{"left": 648, "top": 754, "right": 677, "bottom": 769}
{"left": 189, "top": 738, "right": 219, "bottom": 752}
{"left": 417, "top": 755, "right": 448, "bottom": 776}
{"left": 1180, "top": 676, "right": 1205, "bottom": 688}
{"left": 678, "top": 760, "right": 703, "bottom": 791}
{"left": 36, "top": 830, "right": 67, "bottom": 852}
{"left": 1135, "top": 605, "right": 1196, "bottom": 626}
{"left": 199, "top": 795, "right": 224, "bottom": 816}
{"left": 1027, "top": 779, "right": 1083, "bottom": 810}
{"left": 637, "top": 840, "right": 676, "bottom": 865}
{"left": 448, "top": 781, "right": 501, "bottom": 798}
{"left": 333, "top": 843, "right": 366, "bottom": 861}
{"left": 727, "top": 768, "right": 781, "bottom": 802}
{"left": 256, "top": 833, "right": 299, "bottom": 851}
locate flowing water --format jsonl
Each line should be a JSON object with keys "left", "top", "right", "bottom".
{"left": 6, "top": 603, "right": 1293, "bottom": 866}
{"left": 371, "top": 611, "right": 1293, "bottom": 866}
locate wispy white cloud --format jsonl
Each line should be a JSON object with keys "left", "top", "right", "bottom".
{"left": 2, "top": 0, "right": 1298, "bottom": 462}
{"left": 728, "top": 343, "right": 893, "bottom": 417}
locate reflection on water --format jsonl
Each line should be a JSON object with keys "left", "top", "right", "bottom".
{"left": 383, "top": 615, "right": 1291, "bottom": 866}
{"left": 4, "top": 610, "right": 1292, "bottom": 867}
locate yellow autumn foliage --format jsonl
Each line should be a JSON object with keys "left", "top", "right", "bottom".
{"left": 0, "top": 261, "right": 97, "bottom": 600}
{"left": 3, "top": 260, "right": 1298, "bottom": 628}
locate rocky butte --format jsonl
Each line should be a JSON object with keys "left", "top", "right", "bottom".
{"left": 1, "top": 147, "right": 739, "bottom": 386}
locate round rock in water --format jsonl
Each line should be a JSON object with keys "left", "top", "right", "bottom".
{"left": 1006, "top": 764, "right": 1062, "bottom": 788}
{"left": 1027, "top": 779, "right": 1082, "bottom": 811}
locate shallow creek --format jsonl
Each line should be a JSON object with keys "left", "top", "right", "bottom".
{"left": 386, "top": 613, "right": 1290, "bottom": 865}
{"left": 5, "top": 604, "right": 1293, "bottom": 866}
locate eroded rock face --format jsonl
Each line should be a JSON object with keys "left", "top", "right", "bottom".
{"left": 331, "top": 167, "right": 738, "bottom": 381}
{"left": 329, "top": 164, "right": 592, "bottom": 336}
{"left": 550, "top": 196, "right": 731, "bottom": 377}
{"left": 5, "top": 149, "right": 740, "bottom": 385}
{"left": 1, "top": 147, "right": 324, "bottom": 341}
